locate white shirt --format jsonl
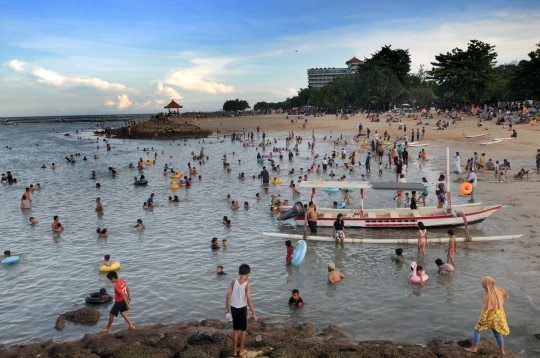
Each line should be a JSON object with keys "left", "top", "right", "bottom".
{"left": 230, "top": 280, "right": 248, "bottom": 308}
{"left": 467, "top": 172, "right": 477, "bottom": 188}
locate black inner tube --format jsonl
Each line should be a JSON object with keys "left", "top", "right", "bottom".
{"left": 134, "top": 180, "right": 148, "bottom": 185}
{"left": 85, "top": 292, "right": 112, "bottom": 304}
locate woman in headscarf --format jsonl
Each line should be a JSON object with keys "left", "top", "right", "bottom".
{"left": 465, "top": 277, "right": 509, "bottom": 355}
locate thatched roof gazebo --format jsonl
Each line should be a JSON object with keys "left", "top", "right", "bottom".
{"left": 164, "top": 100, "right": 183, "bottom": 114}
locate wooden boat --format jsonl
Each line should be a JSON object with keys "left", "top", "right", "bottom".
{"left": 282, "top": 180, "right": 501, "bottom": 229}
{"left": 2, "top": 118, "right": 13, "bottom": 125}
{"left": 263, "top": 232, "right": 522, "bottom": 244}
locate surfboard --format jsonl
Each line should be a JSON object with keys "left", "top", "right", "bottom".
{"left": 466, "top": 134, "right": 486, "bottom": 138}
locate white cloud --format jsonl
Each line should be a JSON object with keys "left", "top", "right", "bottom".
{"left": 269, "top": 87, "right": 298, "bottom": 97}
{"left": 163, "top": 58, "right": 234, "bottom": 94}
{"left": 155, "top": 99, "right": 164, "bottom": 104}
{"left": 30, "top": 67, "right": 127, "bottom": 91}
{"left": 7, "top": 59, "right": 27, "bottom": 73}
{"left": 116, "top": 94, "right": 132, "bottom": 110}
{"left": 155, "top": 82, "right": 183, "bottom": 99}
{"left": 135, "top": 101, "right": 151, "bottom": 109}
{"left": 104, "top": 99, "right": 115, "bottom": 106}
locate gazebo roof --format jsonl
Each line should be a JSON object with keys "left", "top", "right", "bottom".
{"left": 164, "top": 100, "right": 183, "bottom": 109}
{"left": 346, "top": 56, "right": 363, "bottom": 64}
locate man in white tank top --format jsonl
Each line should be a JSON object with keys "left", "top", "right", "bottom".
{"left": 225, "top": 264, "right": 258, "bottom": 357}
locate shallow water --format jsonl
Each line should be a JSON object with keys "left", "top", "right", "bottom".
{"left": 0, "top": 122, "right": 538, "bottom": 356}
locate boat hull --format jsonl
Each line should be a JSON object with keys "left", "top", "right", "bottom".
{"left": 293, "top": 205, "right": 501, "bottom": 228}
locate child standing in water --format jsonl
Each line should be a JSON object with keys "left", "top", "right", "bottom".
{"left": 417, "top": 222, "right": 428, "bottom": 257}
{"left": 445, "top": 229, "right": 457, "bottom": 267}
{"left": 285, "top": 240, "right": 298, "bottom": 264}
{"left": 391, "top": 248, "right": 404, "bottom": 263}
{"left": 225, "top": 264, "right": 258, "bottom": 357}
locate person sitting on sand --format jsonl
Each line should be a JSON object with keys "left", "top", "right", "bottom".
{"left": 327, "top": 263, "right": 345, "bottom": 284}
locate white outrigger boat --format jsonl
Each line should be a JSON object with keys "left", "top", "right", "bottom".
{"left": 278, "top": 148, "right": 501, "bottom": 229}
{"left": 286, "top": 180, "right": 501, "bottom": 228}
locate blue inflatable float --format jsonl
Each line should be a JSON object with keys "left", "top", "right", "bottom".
{"left": 325, "top": 188, "right": 339, "bottom": 193}
{"left": 2, "top": 256, "right": 20, "bottom": 264}
{"left": 336, "top": 202, "right": 346, "bottom": 209}
{"left": 292, "top": 240, "right": 307, "bottom": 266}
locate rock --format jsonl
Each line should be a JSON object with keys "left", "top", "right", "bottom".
{"left": 300, "top": 322, "right": 316, "bottom": 337}
{"left": 55, "top": 316, "right": 66, "bottom": 331}
{"left": 400, "top": 346, "right": 437, "bottom": 358}
{"left": 321, "top": 325, "right": 348, "bottom": 340}
{"left": 535, "top": 333, "right": 540, "bottom": 340}
{"left": 62, "top": 307, "right": 101, "bottom": 323}
{"left": 200, "top": 319, "right": 224, "bottom": 329}
{"left": 110, "top": 345, "right": 174, "bottom": 358}
{"left": 41, "top": 339, "right": 53, "bottom": 348}
{"left": 178, "top": 349, "right": 212, "bottom": 358}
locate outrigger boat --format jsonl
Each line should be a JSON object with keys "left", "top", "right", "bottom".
{"left": 283, "top": 180, "right": 501, "bottom": 228}
{"left": 278, "top": 147, "right": 501, "bottom": 229}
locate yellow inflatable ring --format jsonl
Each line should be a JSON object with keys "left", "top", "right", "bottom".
{"left": 460, "top": 182, "right": 473, "bottom": 195}
{"left": 170, "top": 173, "right": 182, "bottom": 179}
{"left": 98, "top": 261, "right": 121, "bottom": 272}
{"left": 145, "top": 160, "right": 153, "bottom": 165}
{"left": 171, "top": 182, "right": 179, "bottom": 189}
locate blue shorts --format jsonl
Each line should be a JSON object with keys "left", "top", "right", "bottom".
{"left": 110, "top": 301, "right": 127, "bottom": 317}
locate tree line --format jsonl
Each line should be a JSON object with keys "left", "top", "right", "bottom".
{"left": 251, "top": 41, "right": 540, "bottom": 112}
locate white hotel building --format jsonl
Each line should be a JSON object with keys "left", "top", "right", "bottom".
{"left": 307, "top": 56, "right": 363, "bottom": 88}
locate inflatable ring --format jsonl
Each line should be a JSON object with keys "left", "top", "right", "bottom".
{"left": 170, "top": 173, "right": 181, "bottom": 179}
{"left": 274, "top": 178, "right": 283, "bottom": 185}
{"left": 133, "top": 180, "right": 148, "bottom": 186}
{"left": 337, "top": 202, "right": 346, "bottom": 209}
{"left": 460, "top": 182, "right": 473, "bottom": 195}
{"left": 340, "top": 188, "right": 355, "bottom": 192}
{"left": 145, "top": 160, "right": 153, "bottom": 165}
{"left": 171, "top": 182, "right": 179, "bottom": 189}
{"left": 409, "top": 262, "right": 428, "bottom": 283}
{"left": 292, "top": 240, "right": 307, "bottom": 266}
{"left": 1, "top": 256, "right": 20, "bottom": 264}
{"left": 325, "top": 188, "right": 339, "bottom": 193}
{"left": 85, "top": 292, "right": 112, "bottom": 304}
{"left": 98, "top": 261, "right": 121, "bottom": 272}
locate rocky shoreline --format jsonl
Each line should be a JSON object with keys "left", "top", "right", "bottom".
{"left": 111, "top": 118, "right": 212, "bottom": 140}
{"left": 0, "top": 317, "right": 519, "bottom": 357}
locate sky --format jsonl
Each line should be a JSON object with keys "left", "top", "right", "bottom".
{"left": 1, "top": 0, "right": 539, "bottom": 116}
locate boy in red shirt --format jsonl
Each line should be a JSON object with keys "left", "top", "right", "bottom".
{"left": 285, "top": 240, "right": 298, "bottom": 264}
{"left": 100, "top": 271, "right": 135, "bottom": 332}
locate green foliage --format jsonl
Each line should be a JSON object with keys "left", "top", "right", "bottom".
{"left": 504, "top": 44, "right": 540, "bottom": 100}
{"left": 428, "top": 39, "right": 498, "bottom": 103}
{"left": 362, "top": 45, "right": 411, "bottom": 85}
{"left": 222, "top": 99, "right": 250, "bottom": 111}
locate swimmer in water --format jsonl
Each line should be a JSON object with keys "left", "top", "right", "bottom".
{"left": 222, "top": 216, "right": 228, "bottom": 225}
{"left": 96, "top": 183, "right": 101, "bottom": 188}
{"left": 134, "top": 219, "right": 144, "bottom": 229}
{"left": 222, "top": 239, "right": 228, "bottom": 248}
{"left": 41, "top": 164, "right": 46, "bottom": 169}
{"left": 226, "top": 194, "right": 231, "bottom": 202}
{"left": 96, "top": 197, "right": 104, "bottom": 211}
{"left": 51, "top": 163, "right": 56, "bottom": 169}
{"left": 36, "top": 183, "right": 42, "bottom": 189}
{"left": 52, "top": 216, "right": 64, "bottom": 233}
{"left": 211, "top": 237, "right": 220, "bottom": 250}
{"left": 256, "top": 193, "right": 261, "bottom": 200}
{"left": 217, "top": 265, "right": 226, "bottom": 276}
{"left": 29, "top": 217, "right": 39, "bottom": 225}
{"left": 244, "top": 201, "right": 249, "bottom": 209}
{"left": 97, "top": 228, "right": 108, "bottom": 238}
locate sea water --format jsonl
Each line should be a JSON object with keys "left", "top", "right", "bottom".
{"left": 0, "top": 122, "right": 538, "bottom": 356}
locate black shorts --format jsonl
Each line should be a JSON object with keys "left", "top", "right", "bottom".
{"left": 322, "top": 164, "right": 327, "bottom": 170}
{"left": 110, "top": 301, "right": 127, "bottom": 317}
{"left": 231, "top": 306, "right": 247, "bottom": 331}
{"left": 308, "top": 220, "right": 317, "bottom": 234}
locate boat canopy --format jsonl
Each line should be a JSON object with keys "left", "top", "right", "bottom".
{"left": 298, "top": 180, "right": 425, "bottom": 191}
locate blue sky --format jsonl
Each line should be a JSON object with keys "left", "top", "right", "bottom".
{"left": 1, "top": 0, "right": 539, "bottom": 116}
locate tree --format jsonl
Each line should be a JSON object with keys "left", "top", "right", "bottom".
{"left": 504, "top": 44, "right": 540, "bottom": 100}
{"left": 428, "top": 40, "right": 498, "bottom": 104}
{"left": 362, "top": 45, "right": 411, "bottom": 85}
{"left": 223, "top": 99, "right": 250, "bottom": 111}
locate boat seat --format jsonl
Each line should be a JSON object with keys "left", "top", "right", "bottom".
{"left": 389, "top": 211, "right": 399, "bottom": 218}
{"left": 412, "top": 211, "right": 421, "bottom": 217}
{"left": 367, "top": 212, "right": 376, "bottom": 218}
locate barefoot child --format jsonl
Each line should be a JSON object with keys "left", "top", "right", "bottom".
{"left": 225, "top": 264, "right": 259, "bottom": 357}
{"left": 445, "top": 229, "right": 457, "bottom": 266}
{"left": 100, "top": 271, "right": 135, "bottom": 332}
{"left": 435, "top": 258, "right": 454, "bottom": 274}
{"left": 417, "top": 222, "right": 427, "bottom": 257}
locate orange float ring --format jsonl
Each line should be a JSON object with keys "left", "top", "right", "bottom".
{"left": 460, "top": 182, "right": 472, "bottom": 195}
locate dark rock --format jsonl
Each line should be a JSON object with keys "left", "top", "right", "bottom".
{"left": 535, "top": 333, "right": 540, "bottom": 340}
{"left": 178, "top": 349, "right": 212, "bottom": 358}
{"left": 46, "top": 341, "right": 98, "bottom": 358}
{"left": 55, "top": 316, "right": 66, "bottom": 331}
{"left": 62, "top": 307, "right": 101, "bottom": 323}
{"left": 400, "top": 346, "right": 437, "bottom": 358}
{"left": 300, "top": 322, "right": 316, "bottom": 337}
{"left": 110, "top": 345, "right": 174, "bottom": 358}
{"left": 321, "top": 325, "right": 348, "bottom": 340}
{"left": 41, "top": 338, "right": 53, "bottom": 348}
{"left": 200, "top": 319, "right": 224, "bottom": 329}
